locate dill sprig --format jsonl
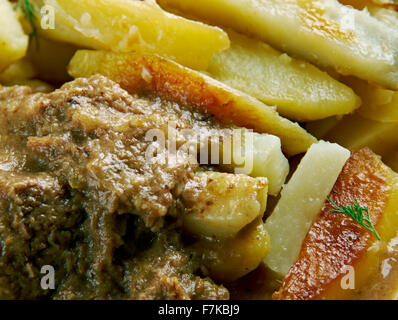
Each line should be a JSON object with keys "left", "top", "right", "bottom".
{"left": 15, "top": 0, "right": 38, "bottom": 45}
{"left": 327, "top": 196, "right": 381, "bottom": 240}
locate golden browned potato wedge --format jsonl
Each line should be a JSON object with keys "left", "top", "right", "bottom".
{"left": 207, "top": 30, "right": 360, "bottom": 122}
{"left": 158, "top": 0, "right": 398, "bottom": 89}
{"left": 324, "top": 114, "right": 398, "bottom": 159}
{"left": 194, "top": 218, "right": 270, "bottom": 283}
{"left": 343, "top": 77, "right": 398, "bottom": 123}
{"left": 264, "top": 141, "right": 350, "bottom": 276}
{"left": 274, "top": 148, "right": 398, "bottom": 300}
{"left": 68, "top": 50, "right": 317, "bottom": 156}
{"left": 0, "top": 0, "right": 29, "bottom": 72}
{"left": 181, "top": 172, "right": 268, "bottom": 240}
{"left": 30, "top": 0, "right": 229, "bottom": 70}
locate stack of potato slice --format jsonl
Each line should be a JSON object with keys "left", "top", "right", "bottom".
{"left": 1, "top": 0, "right": 398, "bottom": 299}
{"left": 154, "top": 0, "right": 398, "bottom": 298}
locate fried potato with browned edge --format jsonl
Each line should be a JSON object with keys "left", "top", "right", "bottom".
{"left": 68, "top": 50, "right": 317, "bottom": 156}
{"left": 158, "top": 0, "right": 398, "bottom": 89}
{"left": 207, "top": 30, "right": 360, "bottom": 122}
{"left": 30, "top": 0, "right": 229, "bottom": 70}
{"left": 275, "top": 148, "right": 398, "bottom": 300}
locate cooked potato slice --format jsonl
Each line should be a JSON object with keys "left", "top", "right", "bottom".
{"left": 274, "top": 148, "right": 398, "bottom": 299}
{"left": 324, "top": 114, "right": 398, "bottom": 158}
{"left": 220, "top": 131, "right": 289, "bottom": 196}
{"left": 195, "top": 218, "right": 270, "bottom": 282}
{"left": 0, "top": 0, "right": 29, "bottom": 72}
{"left": 343, "top": 77, "right": 398, "bottom": 123}
{"left": 207, "top": 30, "right": 360, "bottom": 121}
{"left": 181, "top": 172, "right": 268, "bottom": 239}
{"left": 30, "top": 0, "right": 229, "bottom": 70}
{"left": 68, "top": 50, "right": 317, "bottom": 156}
{"left": 264, "top": 141, "right": 350, "bottom": 276}
{"left": 159, "top": 0, "right": 398, "bottom": 89}
{"left": 0, "top": 59, "right": 36, "bottom": 85}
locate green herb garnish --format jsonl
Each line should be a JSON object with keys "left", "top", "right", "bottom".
{"left": 15, "top": 0, "right": 38, "bottom": 45}
{"left": 327, "top": 196, "right": 381, "bottom": 240}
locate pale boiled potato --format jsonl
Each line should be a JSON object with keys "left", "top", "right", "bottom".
{"left": 343, "top": 77, "right": 398, "bottom": 123}
{"left": 181, "top": 172, "right": 268, "bottom": 239}
{"left": 264, "top": 141, "right": 350, "bottom": 276}
{"left": 220, "top": 131, "right": 289, "bottom": 196}
{"left": 0, "top": 0, "right": 29, "bottom": 72}
{"left": 196, "top": 218, "right": 270, "bottom": 282}
{"left": 158, "top": 0, "right": 398, "bottom": 89}
{"left": 324, "top": 114, "right": 398, "bottom": 158}
{"left": 0, "top": 59, "right": 37, "bottom": 85}
{"left": 207, "top": 30, "right": 360, "bottom": 122}
{"left": 30, "top": 0, "right": 229, "bottom": 70}
{"left": 68, "top": 50, "right": 317, "bottom": 156}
